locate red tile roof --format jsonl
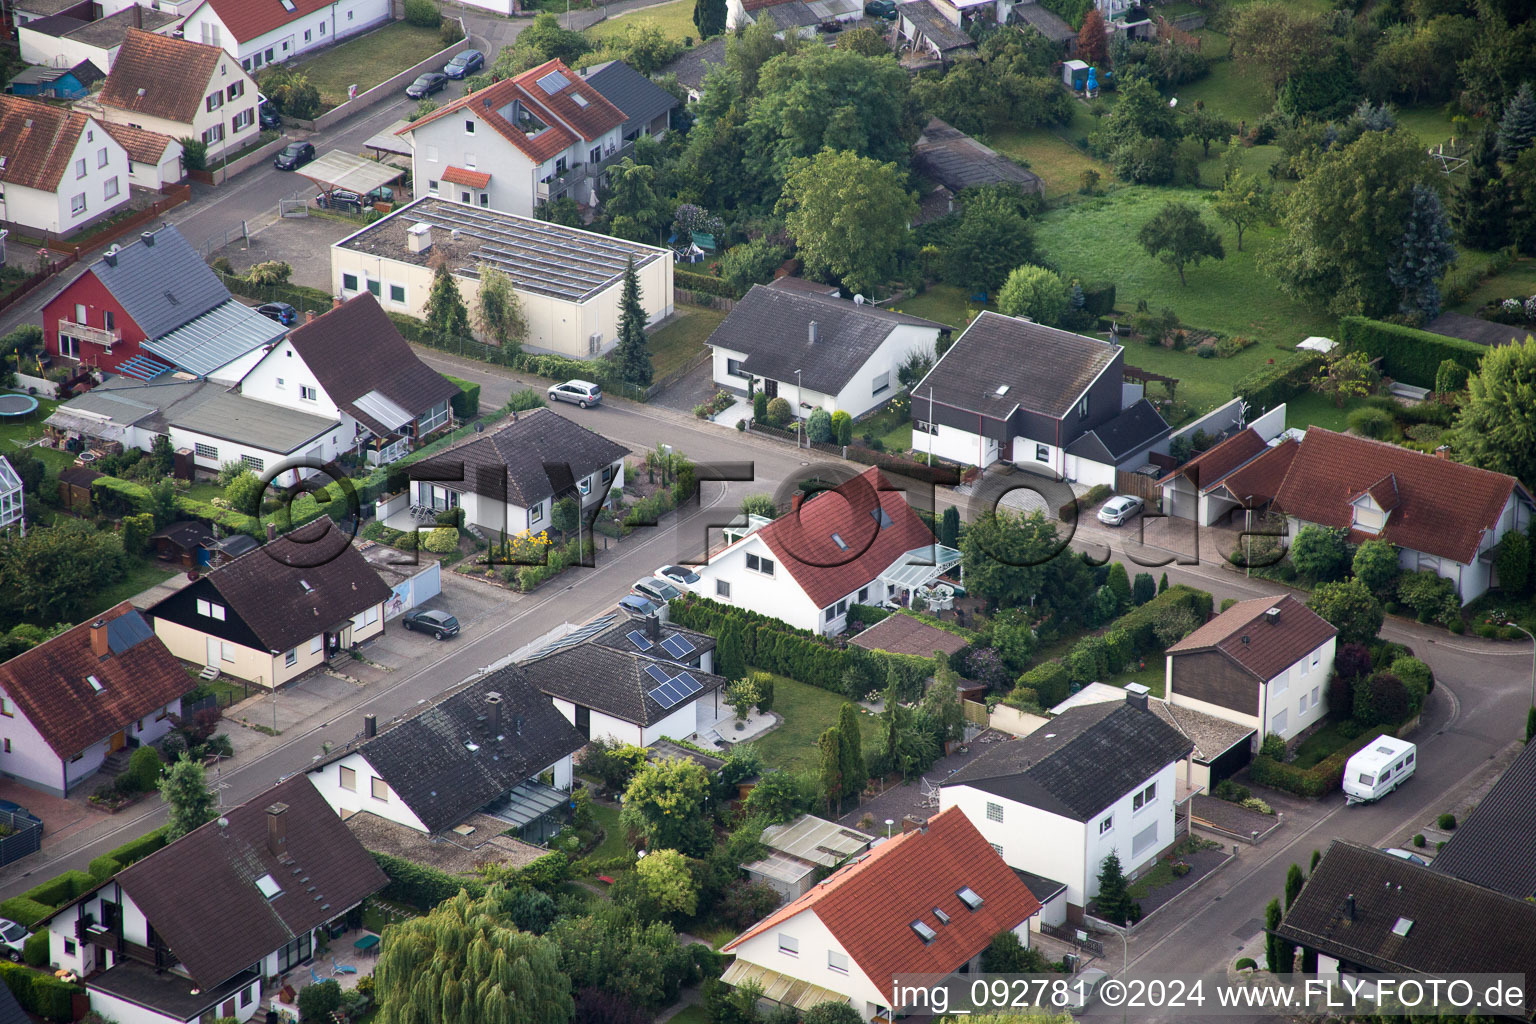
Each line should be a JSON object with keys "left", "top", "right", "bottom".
{"left": 511, "top": 59, "right": 625, "bottom": 142}
{"left": 1273, "top": 428, "right": 1525, "bottom": 565}
{"left": 0, "top": 95, "right": 93, "bottom": 192}
{"left": 753, "top": 467, "right": 939, "bottom": 609}
{"left": 99, "top": 29, "right": 226, "bottom": 125}
{"left": 0, "top": 603, "right": 190, "bottom": 759}
{"left": 1158, "top": 427, "right": 1266, "bottom": 488}
{"left": 724, "top": 807, "right": 1040, "bottom": 988}
{"left": 192, "top": 0, "right": 339, "bottom": 44}
{"left": 441, "top": 165, "right": 491, "bottom": 189}
{"left": 100, "top": 121, "right": 178, "bottom": 165}
{"left": 1167, "top": 593, "right": 1336, "bottom": 681}
{"left": 1212, "top": 436, "right": 1296, "bottom": 505}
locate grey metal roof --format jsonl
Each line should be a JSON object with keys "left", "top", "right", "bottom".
{"left": 88, "top": 226, "right": 229, "bottom": 341}
{"left": 140, "top": 298, "right": 286, "bottom": 377}
{"left": 899, "top": 0, "right": 975, "bottom": 51}
{"left": 49, "top": 377, "right": 214, "bottom": 433}
{"left": 1432, "top": 741, "right": 1536, "bottom": 898}
{"left": 583, "top": 61, "right": 679, "bottom": 136}
{"left": 1064, "top": 397, "right": 1170, "bottom": 464}
{"left": 913, "top": 118, "right": 1042, "bottom": 194}
{"left": 1013, "top": 2, "right": 1076, "bottom": 41}
{"left": 660, "top": 36, "right": 726, "bottom": 92}
{"left": 706, "top": 284, "right": 946, "bottom": 395}
{"left": 760, "top": 0, "right": 820, "bottom": 28}
{"left": 58, "top": 5, "right": 177, "bottom": 45}
{"left": 169, "top": 391, "right": 338, "bottom": 455}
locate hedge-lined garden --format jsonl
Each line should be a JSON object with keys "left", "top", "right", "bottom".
{"left": 1339, "top": 315, "right": 1486, "bottom": 389}
{"left": 0, "top": 827, "right": 170, "bottom": 929}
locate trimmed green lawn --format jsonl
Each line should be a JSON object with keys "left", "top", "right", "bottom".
{"left": 88, "top": 559, "right": 178, "bottom": 617}
{"left": 1101, "top": 660, "right": 1167, "bottom": 698}
{"left": 0, "top": 395, "right": 71, "bottom": 473}
{"left": 1178, "top": 56, "right": 1274, "bottom": 128}
{"left": 648, "top": 303, "right": 726, "bottom": 381}
{"left": 752, "top": 675, "right": 880, "bottom": 774}
{"left": 890, "top": 284, "right": 983, "bottom": 329}
{"left": 181, "top": 481, "right": 225, "bottom": 503}
{"left": 581, "top": 801, "right": 628, "bottom": 864}
{"left": 1395, "top": 105, "right": 1460, "bottom": 149}
{"left": 287, "top": 22, "right": 449, "bottom": 110}
{"left": 587, "top": 0, "right": 699, "bottom": 43}
{"left": 1283, "top": 392, "right": 1367, "bottom": 433}
{"left": 666, "top": 1005, "right": 711, "bottom": 1024}
{"left": 1449, "top": 256, "right": 1536, "bottom": 315}
{"left": 1291, "top": 720, "right": 1353, "bottom": 770}
{"left": 990, "top": 128, "right": 1111, "bottom": 200}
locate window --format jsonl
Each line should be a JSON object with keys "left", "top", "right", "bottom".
{"left": 220, "top": 642, "right": 235, "bottom": 663}
{"left": 71, "top": 193, "right": 87, "bottom": 215}
{"left": 342, "top": 272, "right": 359, "bottom": 292}
{"left": 778, "top": 934, "right": 798, "bottom": 956}
{"left": 589, "top": 145, "right": 602, "bottom": 163}
{"left": 986, "top": 801, "right": 1003, "bottom": 823}
{"left": 0, "top": 698, "right": 9, "bottom": 718}
{"left": 242, "top": 454, "right": 264, "bottom": 472}
{"left": 827, "top": 950, "right": 848, "bottom": 974}
{"left": 1271, "top": 708, "right": 1288, "bottom": 735}
{"left": 1036, "top": 444, "right": 1049, "bottom": 463}
{"left": 746, "top": 553, "right": 774, "bottom": 576}
{"left": 63, "top": 939, "right": 75, "bottom": 956}
{"left": 97, "top": 147, "right": 109, "bottom": 168}
{"left": 347, "top": 8, "right": 353, "bottom": 17}
{"left": 207, "top": 92, "right": 224, "bottom": 112}
{"left": 427, "top": 179, "right": 439, "bottom": 194}
{"left": 465, "top": 120, "right": 476, "bottom": 134}
{"left": 716, "top": 579, "right": 731, "bottom": 599}
{"left": 1131, "top": 821, "right": 1159, "bottom": 858}
{"left": 310, "top": 636, "right": 323, "bottom": 655}
{"left": 194, "top": 442, "right": 218, "bottom": 459}
{"left": 555, "top": 156, "right": 568, "bottom": 174}
{"left": 727, "top": 357, "right": 746, "bottom": 378}
{"left": 1311, "top": 686, "right": 1320, "bottom": 707}
{"left": 530, "top": 502, "right": 545, "bottom": 525}
{"left": 1099, "top": 814, "right": 1114, "bottom": 835}
{"left": 956, "top": 886, "right": 984, "bottom": 910}
{"left": 202, "top": 124, "right": 225, "bottom": 144}
{"left": 872, "top": 371, "right": 890, "bottom": 395}
{"left": 104, "top": 177, "right": 118, "bottom": 200}
{"left": 371, "top": 777, "right": 388, "bottom": 800}
{"left": 284, "top": 649, "right": 297, "bottom": 667}
{"left": 580, "top": 476, "right": 592, "bottom": 495}
{"left": 233, "top": 109, "right": 254, "bottom": 132}
{"left": 277, "top": 934, "right": 311, "bottom": 973}
{"left": 1077, "top": 395, "right": 1089, "bottom": 418}
{"left": 910, "top": 920, "right": 937, "bottom": 943}
{"left": 304, "top": 28, "right": 312, "bottom": 41}
{"left": 479, "top": 193, "right": 489, "bottom": 207}
{"left": 366, "top": 279, "right": 381, "bottom": 297}
{"left": 340, "top": 765, "right": 356, "bottom": 791}
{"left": 1310, "top": 650, "right": 1320, "bottom": 673}
{"left": 300, "top": 386, "right": 318, "bottom": 401}
{"left": 1133, "top": 782, "right": 1156, "bottom": 811}
{"left": 319, "top": 21, "right": 325, "bottom": 32}
{"left": 990, "top": 842, "right": 1003, "bottom": 856}
{"left": 389, "top": 283, "right": 405, "bottom": 303}
{"left": 1271, "top": 667, "right": 1289, "bottom": 695}
{"left": 240, "top": 985, "right": 253, "bottom": 1009}
{"left": 105, "top": 310, "right": 114, "bottom": 331}
{"left": 195, "top": 599, "right": 226, "bottom": 621}
{"left": 75, "top": 158, "right": 86, "bottom": 179}
{"left": 858, "top": 587, "right": 869, "bottom": 603}
{"left": 601, "top": 465, "right": 614, "bottom": 484}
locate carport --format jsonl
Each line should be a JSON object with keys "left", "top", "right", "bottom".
{"left": 363, "top": 121, "right": 413, "bottom": 165}
{"left": 297, "top": 150, "right": 405, "bottom": 199}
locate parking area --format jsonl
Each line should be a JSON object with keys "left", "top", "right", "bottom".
{"left": 364, "top": 570, "right": 518, "bottom": 667}
{"left": 216, "top": 214, "right": 355, "bottom": 292}
{"left": 0, "top": 778, "right": 113, "bottom": 853}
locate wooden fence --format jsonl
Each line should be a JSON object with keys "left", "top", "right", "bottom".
{"left": 1115, "top": 469, "right": 1163, "bottom": 502}
{"left": 44, "top": 184, "right": 193, "bottom": 259}
{"left": 675, "top": 287, "right": 736, "bottom": 311}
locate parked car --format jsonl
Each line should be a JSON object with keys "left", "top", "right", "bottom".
{"left": 618, "top": 594, "right": 660, "bottom": 617}
{"left": 0, "top": 919, "right": 26, "bottom": 963}
{"left": 402, "top": 608, "right": 460, "bottom": 640}
{"left": 1096, "top": 494, "right": 1145, "bottom": 526}
{"left": 1383, "top": 847, "right": 1429, "bottom": 866}
{"left": 406, "top": 72, "right": 449, "bottom": 99}
{"left": 864, "top": 0, "right": 897, "bottom": 17}
{"left": 656, "top": 564, "right": 701, "bottom": 587}
{"left": 632, "top": 576, "right": 683, "bottom": 604}
{"left": 0, "top": 800, "right": 42, "bottom": 833}
{"left": 259, "top": 105, "right": 282, "bottom": 130}
{"left": 272, "top": 141, "right": 315, "bottom": 170}
{"left": 443, "top": 49, "right": 484, "bottom": 78}
{"left": 257, "top": 302, "right": 297, "bottom": 326}
{"left": 365, "top": 185, "right": 395, "bottom": 204}
{"left": 1062, "top": 969, "right": 1108, "bottom": 1012}
{"left": 548, "top": 380, "right": 602, "bottom": 408}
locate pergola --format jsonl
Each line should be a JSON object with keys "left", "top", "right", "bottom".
{"left": 297, "top": 150, "right": 405, "bottom": 196}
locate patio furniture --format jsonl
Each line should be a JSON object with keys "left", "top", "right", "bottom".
{"left": 353, "top": 933, "right": 381, "bottom": 956}
{"left": 331, "top": 958, "right": 357, "bottom": 976}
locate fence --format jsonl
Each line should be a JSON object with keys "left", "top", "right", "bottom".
{"left": 0, "top": 811, "right": 43, "bottom": 867}
{"left": 287, "top": 16, "right": 469, "bottom": 133}
{"left": 183, "top": 683, "right": 252, "bottom": 716}
{"left": 1114, "top": 469, "right": 1161, "bottom": 502}
{"left": 1155, "top": 14, "right": 1202, "bottom": 48}
{"left": 747, "top": 422, "right": 961, "bottom": 486}
{"left": 675, "top": 287, "right": 736, "bottom": 311}
{"left": 0, "top": 253, "right": 77, "bottom": 317}
{"left": 962, "top": 699, "right": 989, "bottom": 727}
{"left": 1041, "top": 922, "right": 1106, "bottom": 958}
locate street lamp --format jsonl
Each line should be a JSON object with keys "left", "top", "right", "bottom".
{"left": 885, "top": 818, "right": 894, "bottom": 838}
{"left": 1113, "top": 920, "right": 1130, "bottom": 1024}
{"left": 795, "top": 369, "right": 803, "bottom": 448}
{"left": 1504, "top": 620, "right": 1536, "bottom": 709}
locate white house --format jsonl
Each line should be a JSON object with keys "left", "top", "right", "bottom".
{"left": 0, "top": 604, "right": 186, "bottom": 797}
{"left": 179, "top": 0, "right": 391, "bottom": 72}
{"left": 0, "top": 95, "right": 130, "bottom": 236}
{"left": 692, "top": 467, "right": 961, "bottom": 636}
{"left": 941, "top": 693, "right": 1194, "bottom": 917}
{"left": 100, "top": 122, "right": 184, "bottom": 190}
{"left": 17, "top": 5, "right": 180, "bottom": 73}
{"left": 90, "top": 29, "right": 259, "bottom": 166}
{"left": 520, "top": 611, "right": 724, "bottom": 747}
{"left": 1158, "top": 407, "right": 1292, "bottom": 526}
{"left": 1270, "top": 427, "right": 1536, "bottom": 606}
{"left": 721, "top": 807, "right": 1042, "bottom": 1021}
{"left": 397, "top": 58, "right": 629, "bottom": 216}
{"left": 706, "top": 280, "right": 948, "bottom": 421}
{"left": 1165, "top": 593, "right": 1339, "bottom": 749}
{"left": 307, "top": 668, "right": 586, "bottom": 844}
{"left": 41, "top": 776, "right": 386, "bottom": 1024}
{"left": 0, "top": 457, "right": 21, "bottom": 529}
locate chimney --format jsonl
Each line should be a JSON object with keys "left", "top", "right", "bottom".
{"left": 407, "top": 222, "right": 433, "bottom": 255}
{"left": 332, "top": 295, "right": 343, "bottom": 310}
{"left": 266, "top": 522, "right": 276, "bottom": 542}
{"left": 901, "top": 814, "right": 927, "bottom": 834}
{"left": 89, "top": 619, "right": 109, "bottom": 659}
{"left": 646, "top": 614, "right": 661, "bottom": 641}
{"left": 304, "top": 310, "right": 316, "bottom": 324}
{"left": 1434, "top": 445, "right": 1451, "bottom": 460}
{"left": 103, "top": 251, "right": 117, "bottom": 267}
{"left": 791, "top": 492, "right": 805, "bottom": 513}
{"left": 364, "top": 714, "right": 377, "bottom": 738}
{"left": 266, "top": 802, "right": 288, "bottom": 857}
{"left": 485, "top": 691, "right": 502, "bottom": 738}
{"left": 1344, "top": 894, "right": 1355, "bottom": 921}
{"left": 1265, "top": 606, "right": 1281, "bottom": 625}
{"left": 141, "top": 231, "right": 154, "bottom": 246}
{"left": 808, "top": 320, "right": 818, "bottom": 345}
{"left": 133, "top": 3, "right": 141, "bottom": 27}
{"left": 1240, "top": 635, "right": 1250, "bottom": 645}
{"left": 1124, "top": 682, "right": 1150, "bottom": 709}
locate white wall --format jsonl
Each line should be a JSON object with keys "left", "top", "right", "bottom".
{"left": 123, "top": 143, "right": 184, "bottom": 191}
{"left": 182, "top": 0, "right": 390, "bottom": 68}
{"left": 167, "top": 417, "right": 345, "bottom": 487}
{"left": 1256, "top": 637, "right": 1335, "bottom": 744}
{"left": 917, "top": 421, "right": 998, "bottom": 468}
{"left": 0, "top": 119, "right": 129, "bottom": 235}
{"left": 550, "top": 694, "right": 705, "bottom": 746}
{"left": 729, "top": 910, "right": 882, "bottom": 1018}
{"left": 307, "top": 751, "right": 432, "bottom": 832}
{"left": 0, "top": 688, "right": 68, "bottom": 795}
{"left": 410, "top": 118, "right": 538, "bottom": 220}
{"left": 99, "top": 52, "right": 258, "bottom": 163}
{"left": 19, "top": 28, "right": 114, "bottom": 73}
{"left": 831, "top": 324, "right": 943, "bottom": 420}
{"left": 240, "top": 339, "right": 344, "bottom": 419}
{"left": 693, "top": 534, "right": 822, "bottom": 633}
{"left": 1011, "top": 436, "right": 1061, "bottom": 478}
{"left": 1063, "top": 453, "right": 1116, "bottom": 488}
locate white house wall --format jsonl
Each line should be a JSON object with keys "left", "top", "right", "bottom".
{"left": 1063, "top": 453, "right": 1116, "bottom": 489}
{"left": 166, "top": 420, "right": 344, "bottom": 486}
{"left": 0, "top": 689, "right": 71, "bottom": 796}
{"left": 182, "top": 0, "right": 391, "bottom": 68}
{"left": 0, "top": 119, "right": 129, "bottom": 235}
{"left": 694, "top": 534, "right": 821, "bottom": 633}
{"left": 240, "top": 339, "right": 345, "bottom": 420}
{"left": 830, "top": 324, "right": 942, "bottom": 420}
{"left": 308, "top": 751, "right": 432, "bottom": 832}
{"left": 1254, "top": 638, "right": 1334, "bottom": 744}
{"left": 729, "top": 911, "right": 883, "bottom": 1018}
{"left": 98, "top": 52, "right": 258, "bottom": 164}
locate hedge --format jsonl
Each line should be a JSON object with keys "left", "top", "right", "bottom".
{"left": 0, "top": 962, "right": 81, "bottom": 1021}
{"left": 21, "top": 930, "right": 48, "bottom": 968}
{"left": 1232, "top": 351, "right": 1325, "bottom": 415}
{"left": 1016, "top": 661, "right": 1072, "bottom": 707}
{"left": 1081, "top": 282, "right": 1116, "bottom": 317}
{"left": 87, "top": 855, "right": 122, "bottom": 881}
{"left": 674, "top": 268, "right": 745, "bottom": 299}
{"left": 17, "top": 871, "right": 95, "bottom": 912}
{"left": 1111, "top": 584, "right": 1214, "bottom": 656}
{"left": 848, "top": 603, "right": 890, "bottom": 626}
{"left": 1338, "top": 315, "right": 1486, "bottom": 389}
{"left": 372, "top": 850, "right": 486, "bottom": 909}
{"left": 1248, "top": 725, "right": 1392, "bottom": 797}
{"left": 446, "top": 375, "right": 481, "bottom": 419}
{"left": 0, "top": 900, "right": 51, "bottom": 931}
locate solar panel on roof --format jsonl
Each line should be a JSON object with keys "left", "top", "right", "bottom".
{"left": 648, "top": 684, "right": 681, "bottom": 710}
{"left": 537, "top": 70, "right": 569, "bottom": 95}
{"left": 644, "top": 664, "right": 670, "bottom": 685}
{"left": 628, "top": 630, "right": 654, "bottom": 651}
{"left": 660, "top": 634, "right": 696, "bottom": 659}
{"left": 673, "top": 672, "right": 703, "bottom": 697}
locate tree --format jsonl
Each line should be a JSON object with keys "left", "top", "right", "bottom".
{"left": 549, "top": 910, "right": 691, "bottom": 1010}
{"left": 1138, "top": 202, "right": 1225, "bottom": 286}
{"left": 1264, "top": 897, "right": 1283, "bottom": 972}
{"left": 806, "top": 408, "right": 833, "bottom": 443}
{"left": 475, "top": 266, "right": 527, "bottom": 352}
{"left": 1310, "top": 350, "right": 1379, "bottom": 408}
{"left": 1496, "top": 531, "right": 1530, "bottom": 594}
{"left": 941, "top": 195, "right": 1037, "bottom": 297}
{"left": 1228, "top": 1, "right": 1327, "bottom": 93}
{"left": 719, "top": 238, "right": 785, "bottom": 294}
{"left": 1186, "top": 108, "right": 1237, "bottom": 158}
{"left": 960, "top": 508, "right": 1060, "bottom": 609}
{"left": 1353, "top": 539, "right": 1401, "bottom": 597}
{"left": 0, "top": 521, "right": 129, "bottom": 623}
{"left": 621, "top": 756, "right": 713, "bottom": 855}
{"left": 425, "top": 261, "right": 471, "bottom": 348}
{"left": 1284, "top": 863, "right": 1305, "bottom": 910}
{"left": 802, "top": 1003, "right": 864, "bottom": 1024}
{"left": 1095, "top": 851, "right": 1135, "bottom": 924}
{"left": 832, "top": 411, "right": 854, "bottom": 447}
{"left": 922, "top": 659, "right": 967, "bottom": 746}
{"left": 127, "top": 745, "right": 164, "bottom": 794}
{"left": 148, "top": 478, "right": 180, "bottom": 528}
{"left": 741, "top": 768, "right": 809, "bottom": 822}
{"left": 223, "top": 469, "right": 265, "bottom": 516}
{"left": 1133, "top": 572, "right": 1156, "bottom": 605}
{"left": 1095, "top": 77, "right": 1184, "bottom": 150}
{"left": 1263, "top": 130, "right": 1442, "bottom": 316}
{"left": 1153, "top": 605, "right": 1200, "bottom": 647}
{"left": 940, "top": 506, "right": 961, "bottom": 548}
{"left": 1078, "top": 8, "right": 1108, "bottom": 67}
{"left": 724, "top": 678, "right": 761, "bottom": 721}
{"left": 818, "top": 726, "right": 844, "bottom": 812}
{"left": 551, "top": 496, "right": 580, "bottom": 539}
{"left": 1499, "top": 81, "right": 1536, "bottom": 158}
{"left": 574, "top": 989, "right": 654, "bottom": 1024}
{"left": 376, "top": 887, "right": 572, "bottom": 1024}
{"left": 1388, "top": 183, "right": 1458, "bottom": 319}
{"left": 1451, "top": 130, "right": 1513, "bottom": 250}
{"left": 1211, "top": 170, "right": 1275, "bottom": 252}
{"left": 1528, "top": 706, "right": 1536, "bottom": 743}
{"left": 1106, "top": 562, "right": 1132, "bottom": 609}
{"left": 1451, "top": 336, "right": 1536, "bottom": 488}
{"left": 1435, "top": 358, "right": 1470, "bottom": 395}
{"left": 778, "top": 150, "right": 916, "bottom": 296}
{"left": 614, "top": 257, "right": 653, "bottom": 389}
{"left": 298, "top": 980, "right": 342, "bottom": 1022}
{"left": 837, "top": 702, "right": 867, "bottom": 803}
{"left": 997, "top": 264, "right": 1068, "bottom": 324}
{"left": 159, "top": 756, "right": 216, "bottom": 840}
{"left": 837, "top": 26, "right": 889, "bottom": 57}
{"left": 245, "top": 261, "right": 292, "bottom": 286}
{"left": 1308, "top": 578, "right": 1385, "bottom": 645}
{"left": 605, "top": 159, "right": 669, "bottom": 242}
{"left": 715, "top": 618, "right": 747, "bottom": 680}
{"left": 693, "top": 0, "right": 727, "bottom": 36}
{"left": 179, "top": 137, "right": 208, "bottom": 172}
{"left": 635, "top": 849, "right": 698, "bottom": 917}
{"left": 1289, "top": 525, "right": 1351, "bottom": 583}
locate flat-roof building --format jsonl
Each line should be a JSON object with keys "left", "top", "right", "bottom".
{"left": 331, "top": 196, "right": 673, "bottom": 361}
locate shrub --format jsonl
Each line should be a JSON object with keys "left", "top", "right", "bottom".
{"left": 1347, "top": 406, "right": 1396, "bottom": 439}
{"left": 0, "top": 963, "right": 79, "bottom": 1020}
{"left": 806, "top": 408, "right": 834, "bottom": 444}
{"left": 1412, "top": 833, "right": 1425, "bottom": 847}
{"left": 299, "top": 980, "right": 342, "bottom": 1022}
{"left": 1397, "top": 571, "right": 1457, "bottom": 625}
{"left": 1240, "top": 797, "right": 1274, "bottom": 814}
{"left": 1233, "top": 351, "right": 1325, "bottom": 414}
{"left": 1438, "top": 812, "right": 1456, "bottom": 830}
{"left": 832, "top": 410, "right": 853, "bottom": 446}
{"left": 1235, "top": 957, "right": 1258, "bottom": 971}
{"left": 1435, "top": 358, "right": 1470, "bottom": 394}
{"left": 21, "top": 929, "right": 48, "bottom": 967}
{"left": 1014, "top": 660, "right": 1072, "bottom": 707}
{"left": 0, "top": 900, "right": 51, "bottom": 930}
{"left": 765, "top": 397, "right": 792, "bottom": 427}
{"left": 128, "top": 745, "right": 163, "bottom": 794}
{"left": 753, "top": 391, "right": 768, "bottom": 422}
{"left": 1338, "top": 316, "right": 1484, "bottom": 389}
{"left": 421, "top": 527, "right": 459, "bottom": 553}
{"left": 447, "top": 375, "right": 481, "bottom": 419}
{"left": 1260, "top": 733, "right": 1286, "bottom": 759}
{"left": 1390, "top": 655, "right": 1433, "bottom": 700}
{"left": 402, "top": 0, "right": 440, "bottom": 26}
{"left": 87, "top": 855, "right": 123, "bottom": 881}
{"left": 371, "top": 850, "right": 486, "bottom": 908}
{"left": 1213, "top": 779, "right": 1250, "bottom": 802}
{"left": 1248, "top": 726, "right": 1393, "bottom": 797}
{"left": 1289, "top": 525, "right": 1351, "bottom": 583}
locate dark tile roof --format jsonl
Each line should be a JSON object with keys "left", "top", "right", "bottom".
{"left": 850, "top": 612, "right": 969, "bottom": 658}
{"left": 154, "top": 519, "right": 392, "bottom": 654}
{"left": 899, "top": 0, "right": 976, "bottom": 51}
{"left": 88, "top": 962, "right": 256, "bottom": 1022}
{"left": 327, "top": 669, "right": 586, "bottom": 834}
{"left": 410, "top": 408, "right": 629, "bottom": 507}
{"left": 1425, "top": 311, "right": 1526, "bottom": 347}
{"left": 151, "top": 519, "right": 215, "bottom": 552}
{"left": 522, "top": 641, "right": 725, "bottom": 726}
{"left": 1166, "top": 594, "right": 1336, "bottom": 682}
{"left": 1012, "top": 867, "right": 1068, "bottom": 905}
{"left": 584, "top": 60, "right": 680, "bottom": 134}
{"left": 280, "top": 293, "right": 458, "bottom": 436}
{"left": 1432, "top": 740, "right": 1536, "bottom": 898}
{"left": 0, "top": 979, "right": 24, "bottom": 1024}
{"left": 1064, "top": 398, "right": 1169, "bottom": 464}
{"left": 1276, "top": 840, "right": 1536, "bottom": 1007}
{"left": 660, "top": 37, "right": 727, "bottom": 92}
{"left": 1214, "top": 436, "right": 1297, "bottom": 505}
{"left": 589, "top": 616, "right": 716, "bottom": 662}
{"left": 0, "top": 603, "right": 189, "bottom": 760}
{"left": 914, "top": 311, "right": 1119, "bottom": 421}
{"left": 114, "top": 776, "right": 386, "bottom": 990}
{"left": 0, "top": 94, "right": 93, "bottom": 192}
{"left": 100, "top": 29, "right": 226, "bottom": 126}
{"left": 943, "top": 700, "right": 1192, "bottom": 820}
{"left": 706, "top": 284, "right": 945, "bottom": 395}
{"left": 913, "top": 118, "right": 1042, "bottom": 195}
{"left": 86, "top": 226, "right": 230, "bottom": 341}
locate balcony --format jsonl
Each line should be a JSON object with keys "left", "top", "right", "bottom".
{"left": 58, "top": 320, "right": 120, "bottom": 351}
{"left": 79, "top": 922, "right": 175, "bottom": 971}
{"left": 365, "top": 434, "right": 410, "bottom": 467}
{"left": 535, "top": 140, "right": 636, "bottom": 201}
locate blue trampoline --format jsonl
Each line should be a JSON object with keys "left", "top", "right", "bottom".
{"left": 0, "top": 394, "right": 38, "bottom": 418}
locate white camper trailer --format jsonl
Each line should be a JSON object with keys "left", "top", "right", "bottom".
{"left": 1342, "top": 736, "right": 1416, "bottom": 805}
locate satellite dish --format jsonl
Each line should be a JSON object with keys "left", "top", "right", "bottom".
{"left": 1169, "top": 96, "right": 1178, "bottom": 107}
{"left": 854, "top": 294, "right": 866, "bottom": 304}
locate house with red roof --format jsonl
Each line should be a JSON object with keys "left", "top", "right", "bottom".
{"left": 396, "top": 58, "right": 629, "bottom": 217}
{"left": 1269, "top": 428, "right": 1533, "bottom": 605}
{"left": 1158, "top": 412, "right": 1294, "bottom": 526}
{"left": 179, "top": 0, "right": 389, "bottom": 72}
{"left": 0, "top": 94, "right": 129, "bottom": 235}
{"left": 692, "top": 467, "right": 959, "bottom": 635}
{"left": 720, "top": 807, "right": 1041, "bottom": 1021}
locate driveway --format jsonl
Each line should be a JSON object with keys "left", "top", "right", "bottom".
{"left": 217, "top": 215, "right": 356, "bottom": 291}
{"left": 0, "top": 780, "right": 113, "bottom": 855}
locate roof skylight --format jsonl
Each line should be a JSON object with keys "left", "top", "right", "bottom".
{"left": 957, "top": 886, "right": 984, "bottom": 911}
{"left": 256, "top": 874, "right": 282, "bottom": 899}
{"left": 910, "top": 920, "right": 938, "bottom": 943}
{"left": 86, "top": 675, "right": 104, "bottom": 693}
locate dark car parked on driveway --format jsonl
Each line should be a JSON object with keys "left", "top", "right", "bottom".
{"left": 402, "top": 608, "right": 460, "bottom": 639}
{"left": 273, "top": 141, "right": 315, "bottom": 170}
{"left": 444, "top": 49, "right": 484, "bottom": 78}
{"left": 257, "top": 302, "right": 296, "bottom": 326}
{"left": 406, "top": 72, "right": 449, "bottom": 99}
{"left": 865, "top": 0, "right": 897, "bottom": 17}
